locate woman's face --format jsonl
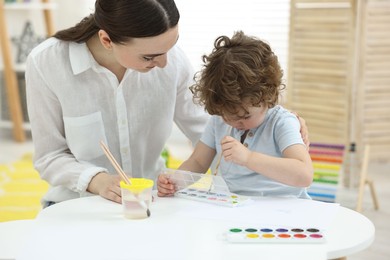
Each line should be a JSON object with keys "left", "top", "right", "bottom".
{"left": 222, "top": 104, "right": 269, "bottom": 131}
{"left": 107, "top": 26, "right": 179, "bottom": 73}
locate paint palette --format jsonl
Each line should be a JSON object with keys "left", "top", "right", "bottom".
{"left": 162, "top": 169, "right": 252, "bottom": 207}
{"left": 224, "top": 227, "right": 326, "bottom": 243}
{"left": 175, "top": 188, "right": 252, "bottom": 207}
{"left": 163, "top": 169, "right": 231, "bottom": 192}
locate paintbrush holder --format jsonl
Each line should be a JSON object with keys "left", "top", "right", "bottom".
{"left": 120, "top": 178, "right": 154, "bottom": 219}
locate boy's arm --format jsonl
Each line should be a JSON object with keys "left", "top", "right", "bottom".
{"left": 221, "top": 136, "right": 313, "bottom": 187}
{"left": 157, "top": 141, "right": 216, "bottom": 197}
{"left": 179, "top": 141, "right": 216, "bottom": 173}
{"left": 245, "top": 144, "right": 313, "bottom": 187}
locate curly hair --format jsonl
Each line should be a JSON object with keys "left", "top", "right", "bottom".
{"left": 190, "top": 31, "right": 285, "bottom": 116}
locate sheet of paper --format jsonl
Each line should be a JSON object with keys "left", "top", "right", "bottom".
{"left": 175, "top": 196, "right": 340, "bottom": 230}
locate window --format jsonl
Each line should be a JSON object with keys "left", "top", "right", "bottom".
{"left": 175, "top": 0, "right": 290, "bottom": 74}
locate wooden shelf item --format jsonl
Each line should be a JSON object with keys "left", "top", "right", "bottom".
{"left": 0, "top": 0, "right": 55, "bottom": 142}
{"left": 0, "top": 0, "right": 25, "bottom": 141}
{"left": 287, "top": 0, "right": 390, "bottom": 162}
{"left": 356, "top": 145, "right": 379, "bottom": 213}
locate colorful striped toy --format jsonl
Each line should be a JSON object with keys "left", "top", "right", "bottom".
{"left": 307, "top": 142, "right": 346, "bottom": 203}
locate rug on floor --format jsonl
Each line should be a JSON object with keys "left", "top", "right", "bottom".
{"left": 0, "top": 152, "right": 184, "bottom": 222}
{"left": 0, "top": 153, "right": 49, "bottom": 222}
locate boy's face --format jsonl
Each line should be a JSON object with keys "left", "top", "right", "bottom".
{"left": 222, "top": 105, "right": 268, "bottom": 131}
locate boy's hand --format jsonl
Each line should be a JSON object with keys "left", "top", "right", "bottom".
{"left": 221, "top": 136, "right": 252, "bottom": 166}
{"left": 157, "top": 174, "right": 176, "bottom": 197}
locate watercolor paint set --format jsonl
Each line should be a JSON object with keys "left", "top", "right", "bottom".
{"left": 224, "top": 227, "right": 326, "bottom": 243}
{"left": 162, "top": 169, "right": 252, "bottom": 207}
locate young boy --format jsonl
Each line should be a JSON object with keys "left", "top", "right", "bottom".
{"left": 158, "top": 31, "right": 313, "bottom": 198}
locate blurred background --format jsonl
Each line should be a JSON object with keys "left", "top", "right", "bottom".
{"left": 0, "top": 1, "right": 389, "bottom": 259}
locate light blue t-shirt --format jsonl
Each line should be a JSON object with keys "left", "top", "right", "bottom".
{"left": 200, "top": 105, "right": 310, "bottom": 199}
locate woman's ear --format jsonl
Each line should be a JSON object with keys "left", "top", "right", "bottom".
{"left": 98, "top": 29, "right": 113, "bottom": 50}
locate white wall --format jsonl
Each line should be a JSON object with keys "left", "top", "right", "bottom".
{"left": 2, "top": 0, "right": 290, "bottom": 71}
{"left": 52, "top": 0, "right": 291, "bottom": 73}
{"left": 0, "top": 0, "right": 95, "bottom": 70}
{"left": 176, "top": 0, "right": 290, "bottom": 72}
{"left": 172, "top": 0, "right": 291, "bottom": 156}
{"left": 1, "top": 0, "right": 291, "bottom": 154}
{"left": 52, "top": 0, "right": 95, "bottom": 30}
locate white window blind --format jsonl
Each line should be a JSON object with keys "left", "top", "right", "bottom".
{"left": 175, "top": 0, "right": 290, "bottom": 73}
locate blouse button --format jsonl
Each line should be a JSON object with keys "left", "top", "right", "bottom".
{"left": 248, "top": 132, "right": 254, "bottom": 137}
{"left": 244, "top": 143, "right": 248, "bottom": 147}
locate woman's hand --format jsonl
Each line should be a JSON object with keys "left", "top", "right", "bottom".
{"left": 157, "top": 174, "right": 176, "bottom": 197}
{"left": 291, "top": 111, "right": 310, "bottom": 149}
{"left": 87, "top": 172, "right": 122, "bottom": 203}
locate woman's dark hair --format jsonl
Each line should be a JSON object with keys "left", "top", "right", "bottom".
{"left": 53, "top": 0, "right": 180, "bottom": 43}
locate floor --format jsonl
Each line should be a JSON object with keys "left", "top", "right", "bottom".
{"left": 1, "top": 126, "right": 389, "bottom": 259}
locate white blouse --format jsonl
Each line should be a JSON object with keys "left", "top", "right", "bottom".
{"left": 25, "top": 38, "right": 209, "bottom": 204}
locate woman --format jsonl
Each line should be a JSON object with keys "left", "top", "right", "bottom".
{"left": 26, "top": 0, "right": 209, "bottom": 206}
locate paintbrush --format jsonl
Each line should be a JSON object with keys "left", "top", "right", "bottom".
{"left": 208, "top": 126, "right": 233, "bottom": 193}
{"left": 100, "top": 141, "right": 150, "bottom": 217}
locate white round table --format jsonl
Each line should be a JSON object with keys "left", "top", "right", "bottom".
{"left": 4, "top": 194, "right": 374, "bottom": 260}
{"left": 0, "top": 219, "right": 35, "bottom": 260}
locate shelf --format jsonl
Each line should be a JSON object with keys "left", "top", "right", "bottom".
{"left": 0, "top": 120, "right": 31, "bottom": 130}
{"left": 0, "top": 0, "right": 54, "bottom": 142}
{"left": 12, "top": 63, "right": 26, "bottom": 72}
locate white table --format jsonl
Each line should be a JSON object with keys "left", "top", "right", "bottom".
{"left": 2, "top": 194, "right": 374, "bottom": 260}
{"left": 0, "top": 219, "right": 35, "bottom": 260}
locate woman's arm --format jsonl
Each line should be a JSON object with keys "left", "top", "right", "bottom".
{"left": 293, "top": 112, "right": 310, "bottom": 149}
{"left": 172, "top": 46, "right": 210, "bottom": 145}
{"left": 25, "top": 48, "right": 111, "bottom": 201}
